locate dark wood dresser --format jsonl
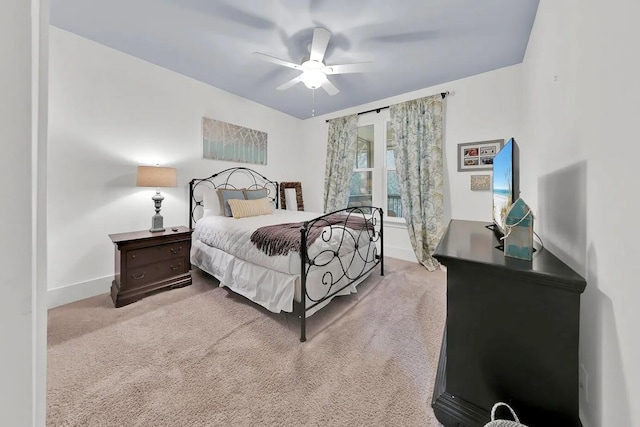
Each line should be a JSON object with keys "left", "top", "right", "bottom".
{"left": 109, "top": 226, "right": 192, "bottom": 307}
{"left": 432, "top": 219, "right": 586, "bottom": 427}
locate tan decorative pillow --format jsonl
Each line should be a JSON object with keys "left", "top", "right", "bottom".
{"left": 227, "top": 197, "right": 273, "bottom": 219}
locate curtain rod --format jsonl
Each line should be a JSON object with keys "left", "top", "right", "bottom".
{"left": 325, "top": 91, "right": 449, "bottom": 123}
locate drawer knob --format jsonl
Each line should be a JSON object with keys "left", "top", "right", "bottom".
{"left": 131, "top": 254, "right": 136, "bottom": 259}
{"left": 132, "top": 272, "right": 145, "bottom": 280}
{"left": 170, "top": 263, "right": 182, "bottom": 271}
{"left": 170, "top": 246, "right": 182, "bottom": 254}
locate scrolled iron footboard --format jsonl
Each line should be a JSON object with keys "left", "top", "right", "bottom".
{"left": 297, "top": 206, "right": 384, "bottom": 342}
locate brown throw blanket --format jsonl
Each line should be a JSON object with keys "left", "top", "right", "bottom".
{"left": 251, "top": 214, "right": 374, "bottom": 256}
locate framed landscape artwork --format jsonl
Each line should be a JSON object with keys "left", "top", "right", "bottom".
{"left": 202, "top": 117, "right": 268, "bottom": 165}
{"left": 457, "top": 139, "right": 504, "bottom": 172}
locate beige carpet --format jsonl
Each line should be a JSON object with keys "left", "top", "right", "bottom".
{"left": 47, "top": 257, "right": 446, "bottom": 426}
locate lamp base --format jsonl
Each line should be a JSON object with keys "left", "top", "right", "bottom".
{"left": 150, "top": 213, "right": 164, "bottom": 233}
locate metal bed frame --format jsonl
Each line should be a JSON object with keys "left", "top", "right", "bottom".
{"left": 189, "top": 167, "right": 384, "bottom": 342}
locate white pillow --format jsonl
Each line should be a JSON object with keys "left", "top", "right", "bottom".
{"left": 202, "top": 187, "right": 221, "bottom": 216}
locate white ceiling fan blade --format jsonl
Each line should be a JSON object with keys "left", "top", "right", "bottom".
{"left": 321, "top": 79, "right": 339, "bottom": 96}
{"left": 324, "top": 62, "right": 374, "bottom": 74}
{"left": 276, "top": 75, "right": 304, "bottom": 90}
{"left": 310, "top": 27, "right": 331, "bottom": 62}
{"left": 253, "top": 52, "right": 301, "bottom": 70}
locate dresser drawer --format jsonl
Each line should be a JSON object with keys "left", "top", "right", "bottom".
{"left": 127, "top": 241, "right": 188, "bottom": 268}
{"left": 124, "top": 257, "right": 189, "bottom": 288}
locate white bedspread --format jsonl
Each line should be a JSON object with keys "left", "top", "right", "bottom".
{"left": 192, "top": 210, "right": 366, "bottom": 275}
{"left": 191, "top": 209, "right": 379, "bottom": 314}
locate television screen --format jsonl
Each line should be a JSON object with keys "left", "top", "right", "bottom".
{"left": 492, "top": 138, "right": 519, "bottom": 238}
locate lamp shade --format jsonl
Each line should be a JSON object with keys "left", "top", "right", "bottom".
{"left": 136, "top": 166, "right": 177, "bottom": 188}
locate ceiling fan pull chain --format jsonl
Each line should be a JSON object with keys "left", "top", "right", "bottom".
{"left": 312, "top": 89, "right": 316, "bottom": 117}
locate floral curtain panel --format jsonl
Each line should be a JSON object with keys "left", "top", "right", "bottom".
{"left": 323, "top": 114, "right": 358, "bottom": 213}
{"left": 390, "top": 95, "right": 445, "bottom": 271}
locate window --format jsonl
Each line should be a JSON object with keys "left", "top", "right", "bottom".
{"left": 347, "top": 111, "right": 404, "bottom": 221}
{"left": 349, "top": 124, "right": 374, "bottom": 209}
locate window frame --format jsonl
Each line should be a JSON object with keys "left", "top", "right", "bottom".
{"left": 349, "top": 110, "right": 405, "bottom": 224}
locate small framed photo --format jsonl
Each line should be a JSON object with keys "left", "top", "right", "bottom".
{"left": 470, "top": 174, "right": 491, "bottom": 191}
{"left": 457, "top": 139, "right": 504, "bottom": 172}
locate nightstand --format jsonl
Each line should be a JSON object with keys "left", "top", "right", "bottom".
{"left": 109, "top": 226, "right": 192, "bottom": 307}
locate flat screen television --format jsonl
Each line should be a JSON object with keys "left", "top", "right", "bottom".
{"left": 491, "top": 137, "right": 520, "bottom": 240}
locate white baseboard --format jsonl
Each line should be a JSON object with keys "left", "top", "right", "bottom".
{"left": 384, "top": 245, "right": 418, "bottom": 263}
{"left": 47, "top": 275, "right": 112, "bottom": 309}
{"left": 46, "top": 248, "right": 416, "bottom": 308}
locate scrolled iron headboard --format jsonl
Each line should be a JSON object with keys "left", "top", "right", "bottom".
{"left": 189, "top": 167, "right": 279, "bottom": 228}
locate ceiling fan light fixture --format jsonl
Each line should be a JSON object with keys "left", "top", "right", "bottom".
{"left": 300, "top": 70, "right": 327, "bottom": 89}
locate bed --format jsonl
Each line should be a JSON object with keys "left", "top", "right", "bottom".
{"left": 189, "top": 167, "right": 384, "bottom": 341}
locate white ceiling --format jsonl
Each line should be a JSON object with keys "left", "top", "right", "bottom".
{"left": 50, "top": 0, "right": 539, "bottom": 119}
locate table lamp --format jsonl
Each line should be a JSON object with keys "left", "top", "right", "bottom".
{"left": 136, "top": 165, "right": 177, "bottom": 232}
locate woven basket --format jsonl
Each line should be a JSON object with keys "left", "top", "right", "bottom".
{"left": 483, "top": 402, "right": 529, "bottom": 427}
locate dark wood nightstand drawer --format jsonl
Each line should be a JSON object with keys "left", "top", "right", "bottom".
{"left": 109, "top": 226, "right": 193, "bottom": 307}
{"left": 127, "top": 241, "right": 188, "bottom": 268}
{"left": 125, "top": 257, "right": 189, "bottom": 289}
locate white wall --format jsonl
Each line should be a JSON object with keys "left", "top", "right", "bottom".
{"left": 521, "top": 1, "right": 640, "bottom": 426}
{"left": 0, "top": 0, "right": 48, "bottom": 425}
{"left": 300, "top": 65, "right": 523, "bottom": 260}
{"left": 48, "top": 28, "right": 303, "bottom": 305}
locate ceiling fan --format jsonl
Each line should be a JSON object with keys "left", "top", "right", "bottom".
{"left": 253, "top": 27, "right": 373, "bottom": 96}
